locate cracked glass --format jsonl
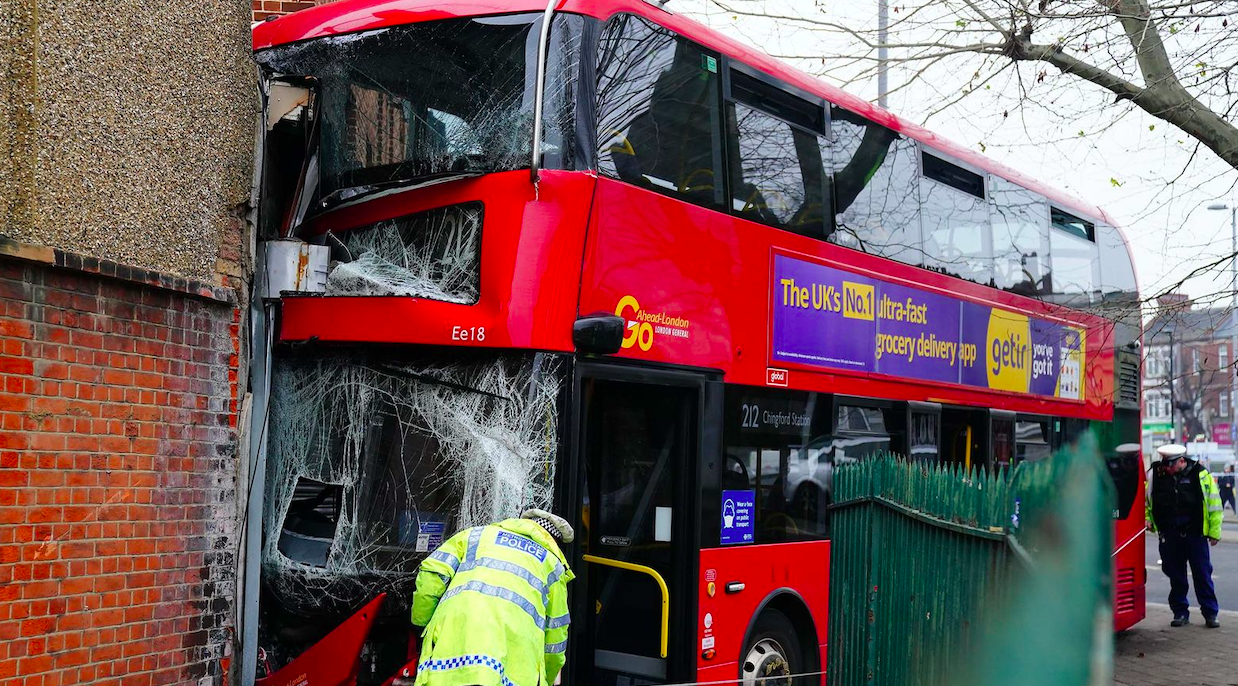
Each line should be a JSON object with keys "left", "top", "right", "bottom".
{"left": 257, "top": 13, "right": 581, "bottom": 211}
{"left": 262, "top": 351, "right": 564, "bottom": 617}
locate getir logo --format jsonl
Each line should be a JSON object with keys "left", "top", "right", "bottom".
{"left": 986, "top": 310, "right": 1031, "bottom": 393}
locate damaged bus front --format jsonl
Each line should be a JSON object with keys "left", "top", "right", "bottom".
{"left": 250, "top": 4, "right": 596, "bottom": 682}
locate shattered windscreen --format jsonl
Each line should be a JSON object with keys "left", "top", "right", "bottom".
{"left": 256, "top": 13, "right": 582, "bottom": 210}
{"left": 262, "top": 350, "right": 565, "bottom": 616}
{"left": 324, "top": 202, "right": 483, "bottom": 302}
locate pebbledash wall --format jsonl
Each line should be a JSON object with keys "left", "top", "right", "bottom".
{"left": 0, "top": 0, "right": 257, "bottom": 684}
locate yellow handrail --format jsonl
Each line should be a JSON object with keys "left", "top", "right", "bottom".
{"left": 582, "top": 554, "right": 669, "bottom": 658}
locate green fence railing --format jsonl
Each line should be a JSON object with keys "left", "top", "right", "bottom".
{"left": 826, "top": 435, "right": 1113, "bottom": 686}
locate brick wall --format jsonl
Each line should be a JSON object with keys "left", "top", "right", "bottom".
{"left": 252, "top": 0, "right": 316, "bottom": 21}
{"left": 0, "top": 257, "right": 239, "bottom": 686}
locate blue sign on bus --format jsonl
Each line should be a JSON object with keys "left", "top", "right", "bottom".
{"left": 720, "top": 490, "right": 755, "bottom": 545}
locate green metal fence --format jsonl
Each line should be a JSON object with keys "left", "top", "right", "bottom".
{"left": 826, "top": 435, "right": 1113, "bottom": 686}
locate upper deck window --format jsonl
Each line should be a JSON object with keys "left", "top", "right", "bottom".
{"left": 920, "top": 167, "right": 992, "bottom": 285}
{"left": 1051, "top": 208, "right": 1096, "bottom": 241}
{"left": 989, "top": 177, "right": 1050, "bottom": 296}
{"left": 1048, "top": 207, "right": 1100, "bottom": 302}
{"left": 596, "top": 14, "right": 725, "bottom": 209}
{"left": 830, "top": 107, "right": 922, "bottom": 265}
{"left": 922, "top": 152, "right": 983, "bottom": 199}
{"left": 726, "top": 70, "right": 828, "bottom": 235}
{"left": 257, "top": 14, "right": 582, "bottom": 212}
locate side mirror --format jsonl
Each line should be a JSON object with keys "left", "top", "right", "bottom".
{"left": 573, "top": 313, "right": 625, "bottom": 355}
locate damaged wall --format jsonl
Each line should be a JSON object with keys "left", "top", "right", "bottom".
{"left": 0, "top": 0, "right": 257, "bottom": 684}
{"left": 0, "top": 260, "right": 241, "bottom": 686}
{"left": 1, "top": 0, "right": 256, "bottom": 284}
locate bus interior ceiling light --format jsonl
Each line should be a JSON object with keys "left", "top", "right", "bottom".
{"left": 262, "top": 353, "right": 562, "bottom": 615}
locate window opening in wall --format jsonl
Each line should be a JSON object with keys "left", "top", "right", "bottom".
{"left": 922, "top": 152, "right": 983, "bottom": 199}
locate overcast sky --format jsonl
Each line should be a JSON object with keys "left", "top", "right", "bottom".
{"left": 671, "top": 0, "right": 1238, "bottom": 312}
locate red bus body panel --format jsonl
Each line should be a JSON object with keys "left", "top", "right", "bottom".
{"left": 1113, "top": 474, "right": 1147, "bottom": 632}
{"left": 279, "top": 170, "right": 594, "bottom": 350}
{"left": 698, "top": 543, "right": 830, "bottom": 678}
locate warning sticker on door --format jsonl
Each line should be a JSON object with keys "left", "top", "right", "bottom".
{"left": 720, "top": 490, "right": 755, "bottom": 545}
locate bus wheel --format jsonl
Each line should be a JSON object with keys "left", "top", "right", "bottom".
{"left": 740, "top": 610, "right": 802, "bottom": 686}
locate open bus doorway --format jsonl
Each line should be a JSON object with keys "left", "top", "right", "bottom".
{"left": 568, "top": 365, "right": 709, "bottom": 686}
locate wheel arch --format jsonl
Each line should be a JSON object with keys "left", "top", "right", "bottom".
{"left": 737, "top": 588, "right": 821, "bottom": 676}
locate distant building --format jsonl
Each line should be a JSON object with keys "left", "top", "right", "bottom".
{"left": 1142, "top": 294, "right": 1237, "bottom": 455}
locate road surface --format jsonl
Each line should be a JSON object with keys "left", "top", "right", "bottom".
{"left": 1144, "top": 521, "right": 1238, "bottom": 613}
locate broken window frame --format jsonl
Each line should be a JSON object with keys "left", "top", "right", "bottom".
{"left": 254, "top": 12, "right": 585, "bottom": 223}
{"left": 261, "top": 349, "right": 568, "bottom": 621}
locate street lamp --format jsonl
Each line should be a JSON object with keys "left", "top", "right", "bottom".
{"left": 1207, "top": 202, "right": 1237, "bottom": 450}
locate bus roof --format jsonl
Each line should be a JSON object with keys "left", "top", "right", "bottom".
{"left": 253, "top": 0, "right": 1128, "bottom": 249}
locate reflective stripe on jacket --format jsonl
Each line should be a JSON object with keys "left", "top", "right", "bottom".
{"left": 412, "top": 518, "right": 574, "bottom": 686}
{"left": 1146, "top": 462, "right": 1224, "bottom": 539}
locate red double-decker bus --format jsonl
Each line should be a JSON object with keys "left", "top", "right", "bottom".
{"left": 251, "top": 0, "right": 1145, "bottom": 683}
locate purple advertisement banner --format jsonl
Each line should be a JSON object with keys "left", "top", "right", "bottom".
{"left": 771, "top": 254, "right": 1086, "bottom": 400}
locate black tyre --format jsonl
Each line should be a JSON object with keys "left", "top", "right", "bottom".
{"left": 740, "top": 609, "right": 804, "bottom": 686}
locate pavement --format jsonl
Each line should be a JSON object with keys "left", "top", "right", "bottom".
{"left": 1115, "top": 603, "right": 1238, "bottom": 686}
{"left": 1118, "top": 515, "right": 1238, "bottom": 686}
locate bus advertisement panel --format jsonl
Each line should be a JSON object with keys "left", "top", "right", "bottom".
{"left": 772, "top": 252, "right": 1087, "bottom": 401}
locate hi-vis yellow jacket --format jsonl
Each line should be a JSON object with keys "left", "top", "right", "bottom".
{"left": 1146, "top": 463, "right": 1224, "bottom": 540}
{"left": 412, "top": 519, "right": 574, "bottom": 686}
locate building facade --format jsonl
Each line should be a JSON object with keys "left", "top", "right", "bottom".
{"left": 1142, "top": 294, "right": 1237, "bottom": 456}
{"left": 0, "top": 1, "right": 257, "bottom": 684}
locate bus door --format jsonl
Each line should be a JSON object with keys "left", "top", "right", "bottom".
{"left": 567, "top": 364, "right": 709, "bottom": 686}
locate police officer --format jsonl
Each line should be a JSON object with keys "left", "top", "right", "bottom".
{"left": 410, "top": 509, "right": 575, "bottom": 686}
{"left": 1146, "top": 444, "right": 1224, "bottom": 628}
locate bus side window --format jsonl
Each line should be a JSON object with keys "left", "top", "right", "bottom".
{"left": 1016, "top": 420, "right": 1052, "bottom": 463}
{"left": 920, "top": 157, "right": 993, "bottom": 286}
{"left": 723, "top": 387, "right": 830, "bottom": 543}
{"left": 941, "top": 407, "right": 988, "bottom": 471}
{"left": 595, "top": 14, "right": 724, "bottom": 209}
{"left": 835, "top": 404, "right": 904, "bottom": 460}
{"left": 829, "top": 106, "right": 922, "bottom": 266}
{"left": 725, "top": 69, "right": 828, "bottom": 238}
{"left": 910, "top": 409, "right": 940, "bottom": 463}
{"left": 990, "top": 177, "right": 1050, "bottom": 296}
